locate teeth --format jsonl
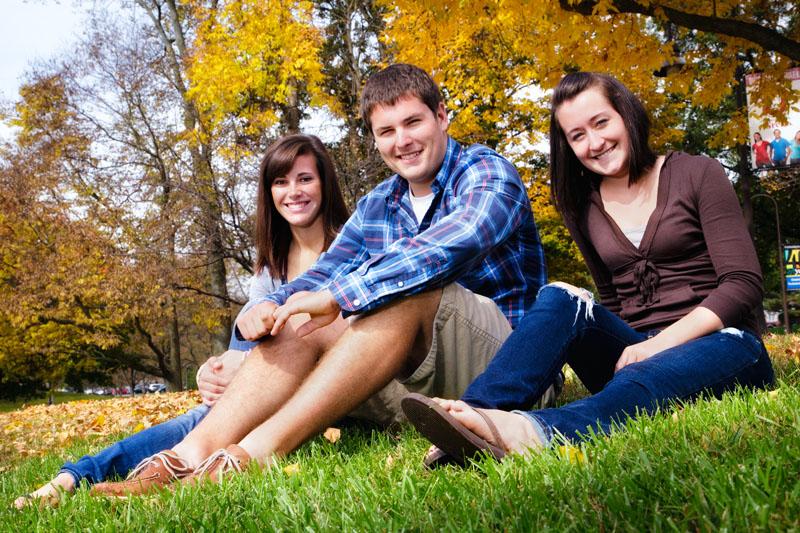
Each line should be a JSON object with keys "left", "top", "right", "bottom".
{"left": 399, "top": 151, "right": 422, "bottom": 160}
{"left": 594, "top": 145, "right": 615, "bottom": 159}
{"left": 284, "top": 201, "right": 309, "bottom": 211}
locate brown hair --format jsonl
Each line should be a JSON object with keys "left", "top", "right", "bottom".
{"left": 254, "top": 134, "right": 349, "bottom": 281}
{"left": 550, "top": 72, "right": 656, "bottom": 221}
{"left": 360, "top": 63, "right": 443, "bottom": 131}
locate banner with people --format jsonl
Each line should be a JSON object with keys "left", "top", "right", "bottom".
{"left": 745, "top": 67, "right": 800, "bottom": 171}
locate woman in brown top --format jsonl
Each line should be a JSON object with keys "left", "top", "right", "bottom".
{"left": 401, "top": 72, "right": 775, "bottom": 464}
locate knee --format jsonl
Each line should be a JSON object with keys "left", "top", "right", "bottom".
{"left": 542, "top": 282, "right": 593, "bottom": 303}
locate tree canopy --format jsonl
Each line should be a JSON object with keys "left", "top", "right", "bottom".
{"left": 1, "top": 0, "right": 797, "bottom": 391}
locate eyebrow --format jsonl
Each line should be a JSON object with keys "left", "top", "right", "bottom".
{"left": 374, "top": 112, "right": 426, "bottom": 134}
{"left": 565, "top": 112, "right": 608, "bottom": 136}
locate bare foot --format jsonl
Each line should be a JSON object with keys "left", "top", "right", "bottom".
{"left": 430, "top": 398, "right": 544, "bottom": 456}
{"left": 13, "top": 472, "right": 75, "bottom": 509}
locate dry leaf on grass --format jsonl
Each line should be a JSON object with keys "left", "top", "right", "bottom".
{"left": 322, "top": 427, "right": 341, "bottom": 443}
{"left": 0, "top": 392, "right": 200, "bottom": 467}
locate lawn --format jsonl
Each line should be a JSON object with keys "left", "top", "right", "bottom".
{"left": 0, "top": 392, "right": 101, "bottom": 413}
{"left": 2, "top": 333, "right": 799, "bottom": 531}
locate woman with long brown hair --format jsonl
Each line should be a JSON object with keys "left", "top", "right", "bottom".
{"left": 15, "top": 134, "right": 349, "bottom": 508}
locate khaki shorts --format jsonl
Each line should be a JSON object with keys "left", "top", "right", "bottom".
{"left": 348, "top": 283, "right": 511, "bottom": 425}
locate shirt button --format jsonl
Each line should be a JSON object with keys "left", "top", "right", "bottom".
{"left": 353, "top": 299, "right": 361, "bottom": 306}
{"left": 397, "top": 281, "right": 404, "bottom": 287}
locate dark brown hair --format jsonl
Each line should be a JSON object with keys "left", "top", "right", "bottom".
{"left": 255, "top": 134, "right": 349, "bottom": 281}
{"left": 549, "top": 72, "right": 656, "bottom": 221}
{"left": 360, "top": 63, "right": 443, "bottom": 131}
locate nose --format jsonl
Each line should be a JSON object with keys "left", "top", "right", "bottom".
{"left": 396, "top": 127, "right": 413, "bottom": 148}
{"left": 586, "top": 130, "right": 604, "bottom": 152}
{"left": 288, "top": 180, "right": 300, "bottom": 197}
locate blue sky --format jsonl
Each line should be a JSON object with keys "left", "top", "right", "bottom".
{"left": 0, "top": 0, "right": 83, "bottom": 102}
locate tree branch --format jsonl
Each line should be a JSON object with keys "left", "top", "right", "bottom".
{"left": 559, "top": 0, "right": 800, "bottom": 61}
{"left": 173, "top": 284, "right": 246, "bottom": 306}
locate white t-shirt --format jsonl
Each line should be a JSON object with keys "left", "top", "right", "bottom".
{"left": 408, "top": 189, "right": 436, "bottom": 224}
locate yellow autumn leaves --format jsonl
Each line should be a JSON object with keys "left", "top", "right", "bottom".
{"left": 0, "top": 392, "right": 200, "bottom": 467}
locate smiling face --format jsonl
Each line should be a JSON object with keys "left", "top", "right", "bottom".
{"left": 555, "top": 86, "right": 631, "bottom": 182}
{"left": 271, "top": 153, "right": 323, "bottom": 229}
{"left": 369, "top": 95, "right": 449, "bottom": 196}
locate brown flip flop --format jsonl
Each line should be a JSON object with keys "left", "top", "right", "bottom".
{"left": 402, "top": 393, "right": 507, "bottom": 466}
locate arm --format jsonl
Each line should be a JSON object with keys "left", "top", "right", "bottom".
{"left": 327, "top": 153, "right": 530, "bottom": 315}
{"left": 235, "top": 208, "right": 369, "bottom": 340}
{"left": 616, "top": 156, "right": 761, "bottom": 370}
{"left": 272, "top": 151, "right": 531, "bottom": 336}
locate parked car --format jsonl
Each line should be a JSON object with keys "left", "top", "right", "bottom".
{"left": 133, "top": 383, "right": 145, "bottom": 394}
{"left": 148, "top": 383, "right": 166, "bottom": 393}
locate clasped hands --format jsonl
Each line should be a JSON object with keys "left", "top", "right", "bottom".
{"left": 236, "top": 289, "right": 341, "bottom": 341}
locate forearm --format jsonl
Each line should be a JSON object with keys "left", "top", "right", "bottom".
{"left": 646, "top": 306, "right": 723, "bottom": 353}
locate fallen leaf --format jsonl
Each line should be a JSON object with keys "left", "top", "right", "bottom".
{"left": 283, "top": 463, "right": 301, "bottom": 476}
{"left": 323, "top": 427, "right": 341, "bottom": 444}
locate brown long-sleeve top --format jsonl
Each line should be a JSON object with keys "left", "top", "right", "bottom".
{"left": 563, "top": 152, "right": 763, "bottom": 334}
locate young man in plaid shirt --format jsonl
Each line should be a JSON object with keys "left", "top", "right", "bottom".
{"left": 94, "top": 63, "right": 549, "bottom": 494}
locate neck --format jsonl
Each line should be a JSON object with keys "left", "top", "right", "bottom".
{"left": 409, "top": 181, "right": 435, "bottom": 197}
{"left": 289, "top": 217, "right": 326, "bottom": 257}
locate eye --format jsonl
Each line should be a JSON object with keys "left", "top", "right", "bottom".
{"left": 272, "top": 178, "right": 288, "bottom": 186}
{"left": 300, "top": 175, "right": 315, "bottom": 183}
{"left": 595, "top": 118, "right": 608, "bottom": 128}
{"left": 570, "top": 132, "right": 584, "bottom": 142}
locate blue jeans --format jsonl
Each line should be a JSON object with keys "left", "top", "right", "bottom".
{"left": 60, "top": 329, "right": 259, "bottom": 484}
{"left": 461, "top": 284, "right": 775, "bottom": 444}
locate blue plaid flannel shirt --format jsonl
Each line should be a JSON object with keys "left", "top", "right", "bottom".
{"left": 258, "top": 137, "right": 546, "bottom": 328}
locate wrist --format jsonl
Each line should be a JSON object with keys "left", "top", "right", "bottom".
{"left": 196, "top": 361, "right": 207, "bottom": 385}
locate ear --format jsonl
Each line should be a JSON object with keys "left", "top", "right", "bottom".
{"left": 436, "top": 101, "right": 449, "bottom": 131}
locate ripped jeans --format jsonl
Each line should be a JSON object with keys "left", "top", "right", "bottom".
{"left": 461, "top": 284, "right": 774, "bottom": 444}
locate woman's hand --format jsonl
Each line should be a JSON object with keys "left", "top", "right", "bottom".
{"left": 236, "top": 301, "right": 279, "bottom": 340}
{"left": 196, "top": 349, "right": 247, "bottom": 406}
{"left": 615, "top": 307, "right": 725, "bottom": 372}
{"left": 614, "top": 338, "right": 662, "bottom": 372}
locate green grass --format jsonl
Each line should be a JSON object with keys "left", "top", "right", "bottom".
{"left": 2, "top": 341, "right": 799, "bottom": 531}
{"left": 0, "top": 392, "right": 101, "bottom": 413}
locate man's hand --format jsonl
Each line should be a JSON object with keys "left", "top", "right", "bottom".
{"left": 236, "top": 301, "right": 279, "bottom": 340}
{"left": 196, "top": 349, "right": 247, "bottom": 406}
{"left": 614, "top": 338, "right": 661, "bottom": 372}
{"left": 271, "top": 289, "right": 341, "bottom": 337}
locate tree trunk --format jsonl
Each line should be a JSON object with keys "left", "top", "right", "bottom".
{"left": 167, "top": 298, "right": 183, "bottom": 391}
{"left": 138, "top": 0, "right": 233, "bottom": 354}
{"left": 734, "top": 65, "right": 754, "bottom": 231}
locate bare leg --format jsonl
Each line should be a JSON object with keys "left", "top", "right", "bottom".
{"left": 172, "top": 310, "right": 348, "bottom": 467}
{"left": 233, "top": 289, "right": 441, "bottom": 461}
